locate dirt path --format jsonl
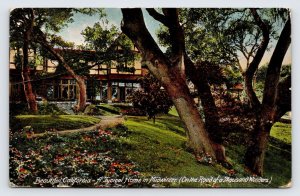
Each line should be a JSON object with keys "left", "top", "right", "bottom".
{"left": 32, "top": 115, "right": 124, "bottom": 138}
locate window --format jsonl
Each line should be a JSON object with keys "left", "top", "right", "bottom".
{"left": 133, "top": 83, "right": 140, "bottom": 88}
{"left": 46, "top": 79, "right": 77, "bottom": 100}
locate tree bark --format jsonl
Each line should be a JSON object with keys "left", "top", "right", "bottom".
{"left": 275, "top": 75, "right": 291, "bottom": 121}
{"left": 244, "top": 119, "right": 271, "bottom": 176}
{"left": 185, "top": 55, "right": 226, "bottom": 162}
{"left": 121, "top": 8, "right": 216, "bottom": 159}
{"left": 147, "top": 8, "right": 226, "bottom": 162}
{"left": 75, "top": 75, "right": 87, "bottom": 112}
{"left": 21, "top": 11, "right": 38, "bottom": 113}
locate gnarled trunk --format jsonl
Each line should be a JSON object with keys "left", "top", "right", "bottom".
{"left": 185, "top": 56, "right": 226, "bottom": 162}
{"left": 22, "top": 27, "right": 37, "bottom": 113}
{"left": 163, "top": 68, "right": 216, "bottom": 157}
{"left": 121, "top": 8, "right": 217, "bottom": 160}
{"left": 244, "top": 120, "right": 271, "bottom": 176}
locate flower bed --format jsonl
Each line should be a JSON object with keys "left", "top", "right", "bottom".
{"left": 9, "top": 126, "right": 143, "bottom": 187}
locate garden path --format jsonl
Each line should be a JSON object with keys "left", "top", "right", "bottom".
{"left": 32, "top": 115, "right": 124, "bottom": 138}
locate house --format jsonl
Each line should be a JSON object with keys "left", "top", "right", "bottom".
{"left": 9, "top": 45, "right": 147, "bottom": 104}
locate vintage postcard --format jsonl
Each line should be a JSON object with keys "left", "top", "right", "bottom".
{"left": 9, "top": 8, "right": 291, "bottom": 188}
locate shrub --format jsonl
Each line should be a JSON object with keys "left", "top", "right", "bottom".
{"left": 10, "top": 102, "right": 66, "bottom": 115}
{"left": 128, "top": 73, "right": 173, "bottom": 123}
{"left": 38, "top": 103, "right": 67, "bottom": 115}
{"left": 120, "top": 108, "right": 146, "bottom": 116}
{"left": 84, "top": 104, "right": 104, "bottom": 115}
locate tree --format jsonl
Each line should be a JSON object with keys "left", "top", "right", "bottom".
{"left": 129, "top": 73, "right": 173, "bottom": 123}
{"left": 10, "top": 8, "right": 89, "bottom": 112}
{"left": 11, "top": 8, "right": 115, "bottom": 112}
{"left": 36, "top": 10, "right": 137, "bottom": 111}
{"left": 31, "top": 9, "right": 104, "bottom": 112}
{"left": 121, "top": 8, "right": 218, "bottom": 160}
{"left": 156, "top": 8, "right": 244, "bottom": 162}
{"left": 158, "top": 8, "right": 291, "bottom": 175}
{"left": 244, "top": 13, "right": 291, "bottom": 175}
{"left": 10, "top": 9, "right": 38, "bottom": 113}
{"left": 121, "top": 8, "right": 291, "bottom": 175}
{"left": 202, "top": 8, "right": 291, "bottom": 175}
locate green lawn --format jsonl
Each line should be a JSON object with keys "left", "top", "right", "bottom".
{"left": 168, "top": 106, "right": 179, "bottom": 117}
{"left": 122, "top": 115, "right": 222, "bottom": 187}
{"left": 270, "top": 122, "right": 292, "bottom": 144}
{"left": 120, "top": 114, "right": 291, "bottom": 187}
{"left": 14, "top": 115, "right": 100, "bottom": 133}
{"left": 97, "top": 104, "right": 121, "bottom": 115}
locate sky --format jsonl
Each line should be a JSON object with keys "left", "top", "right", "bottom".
{"left": 58, "top": 8, "right": 291, "bottom": 69}
{"left": 58, "top": 8, "right": 161, "bottom": 47}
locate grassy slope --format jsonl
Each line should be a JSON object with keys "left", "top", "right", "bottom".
{"left": 15, "top": 115, "right": 100, "bottom": 133}
{"left": 271, "top": 122, "right": 292, "bottom": 144}
{"left": 121, "top": 110, "right": 291, "bottom": 187}
{"left": 122, "top": 115, "right": 222, "bottom": 187}
{"left": 168, "top": 106, "right": 179, "bottom": 117}
{"left": 227, "top": 121, "right": 291, "bottom": 187}
{"left": 97, "top": 104, "right": 121, "bottom": 115}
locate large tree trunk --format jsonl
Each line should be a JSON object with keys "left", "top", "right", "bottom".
{"left": 184, "top": 56, "right": 226, "bottom": 162}
{"left": 147, "top": 8, "right": 224, "bottom": 161}
{"left": 164, "top": 68, "right": 216, "bottom": 157}
{"left": 22, "top": 24, "right": 38, "bottom": 113}
{"left": 121, "top": 8, "right": 217, "bottom": 160}
{"left": 197, "top": 79, "right": 225, "bottom": 162}
{"left": 244, "top": 118, "right": 272, "bottom": 176}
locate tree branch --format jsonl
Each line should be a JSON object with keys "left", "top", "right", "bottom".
{"left": 146, "top": 8, "right": 170, "bottom": 27}
{"left": 275, "top": 75, "right": 291, "bottom": 121}
{"left": 121, "top": 9, "right": 172, "bottom": 77}
{"left": 244, "top": 8, "right": 270, "bottom": 108}
{"left": 33, "top": 27, "right": 79, "bottom": 79}
{"left": 147, "top": 8, "right": 185, "bottom": 75}
{"left": 162, "top": 9, "right": 186, "bottom": 77}
{"left": 262, "top": 16, "right": 291, "bottom": 112}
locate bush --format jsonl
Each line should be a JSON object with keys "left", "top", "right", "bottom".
{"left": 84, "top": 104, "right": 104, "bottom": 115}
{"left": 10, "top": 102, "right": 67, "bottom": 115}
{"left": 107, "top": 124, "right": 131, "bottom": 137}
{"left": 120, "top": 108, "right": 146, "bottom": 116}
{"left": 129, "top": 74, "right": 173, "bottom": 122}
{"left": 38, "top": 103, "right": 67, "bottom": 115}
